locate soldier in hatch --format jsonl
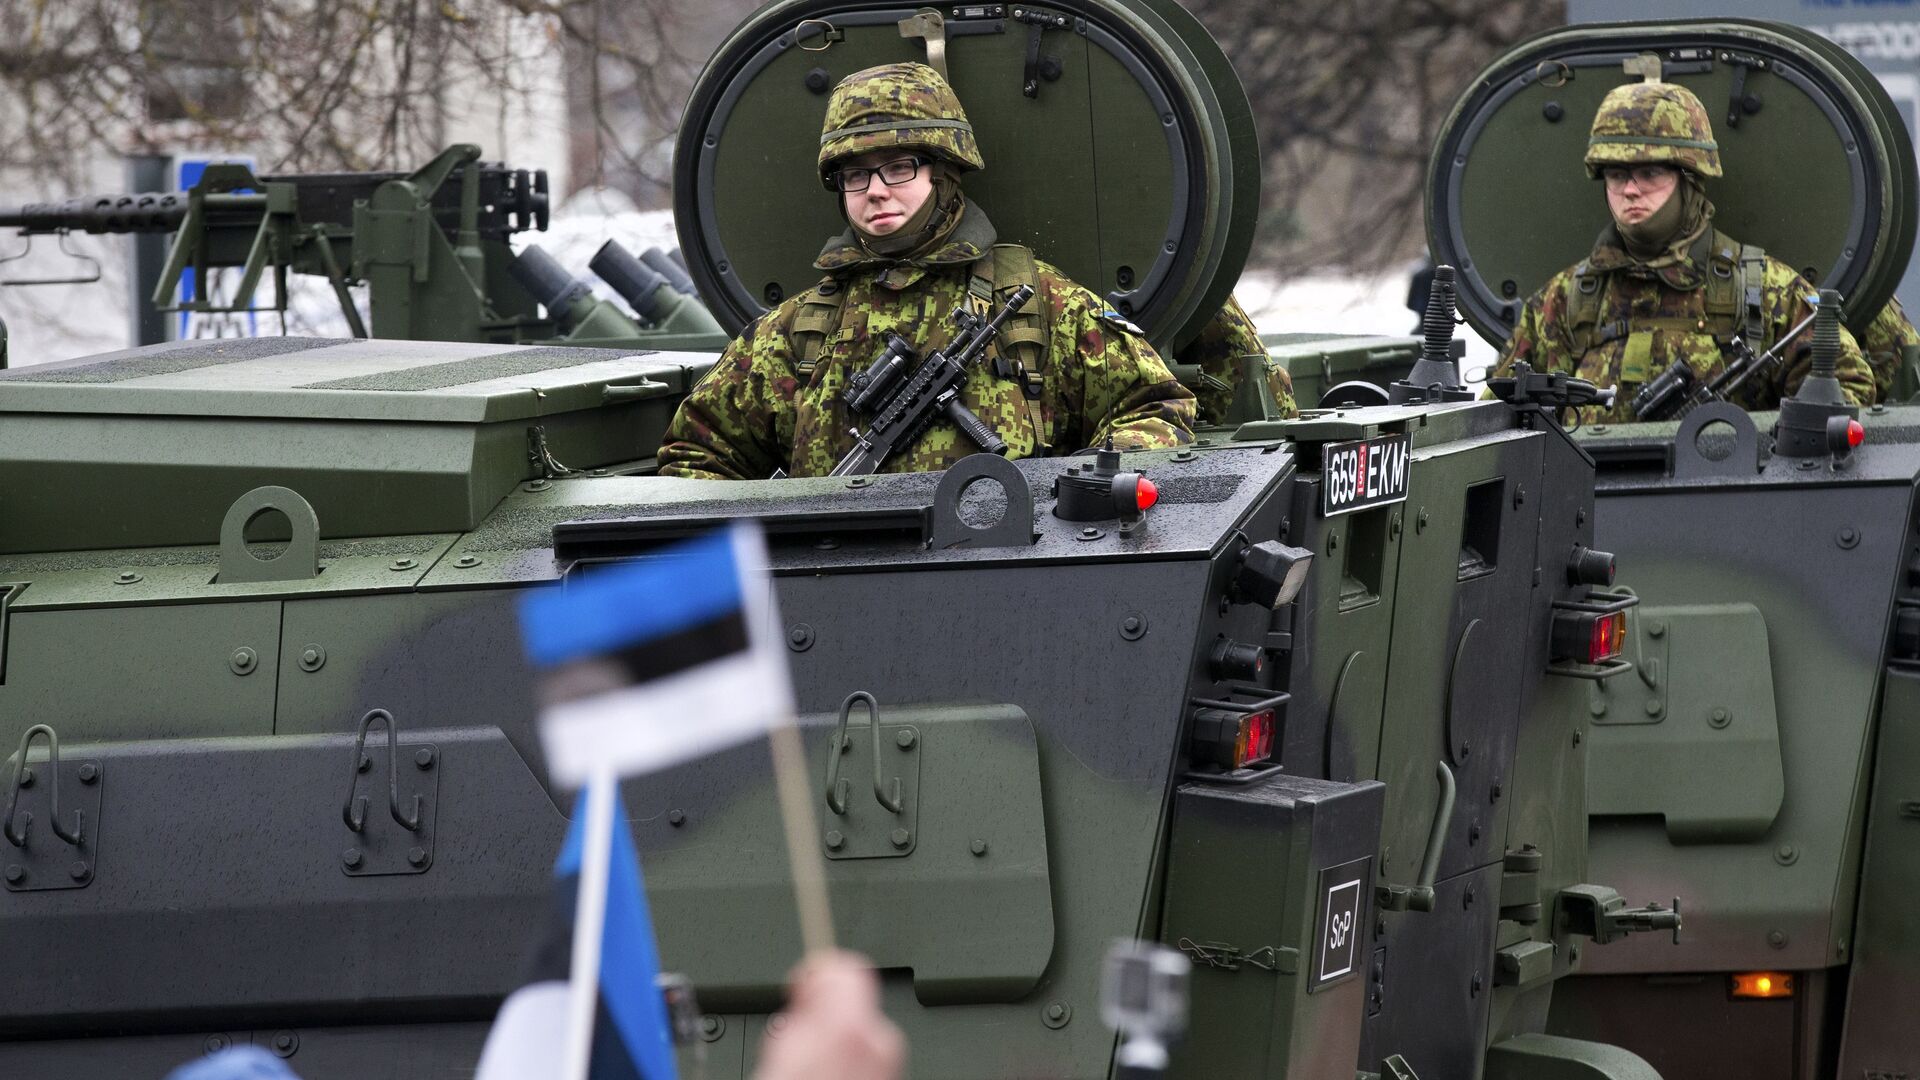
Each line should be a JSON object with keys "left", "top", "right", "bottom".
{"left": 657, "top": 62, "right": 1196, "bottom": 480}
{"left": 1860, "top": 296, "right": 1920, "bottom": 404}
{"left": 1491, "top": 80, "right": 1881, "bottom": 423}
{"left": 1176, "top": 294, "right": 1299, "bottom": 423}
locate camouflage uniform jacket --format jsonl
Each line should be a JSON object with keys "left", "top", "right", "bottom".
{"left": 657, "top": 203, "right": 1196, "bottom": 479}
{"left": 1175, "top": 294, "right": 1298, "bottom": 423}
{"left": 1859, "top": 296, "right": 1920, "bottom": 404}
{"left": 1494, "top": 226, "right": 1872, "bottom": 424}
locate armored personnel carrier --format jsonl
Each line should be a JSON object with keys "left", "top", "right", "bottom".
{"left": 0, "top": 3, "right": 1755, "bottom": 1079}
{"left": 1429, "top": 19, "right": 1920, "bottom": 1079}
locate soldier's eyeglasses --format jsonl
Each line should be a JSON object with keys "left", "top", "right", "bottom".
{"left": 828, "top": 156, "right": 929, "bottom": 193}
{"left": 1600, "top": 165, "right": 1677, "bottom": 190}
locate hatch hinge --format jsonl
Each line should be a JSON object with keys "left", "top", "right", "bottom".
{"left": 1723, "top": 51, "right": 1770, "bottom": 129}
{"left": 1499, "top": 844, "right": 1543, "bottom": 924}
{"left": 1012, "top": 7, "right": 1069, "bottom": 97}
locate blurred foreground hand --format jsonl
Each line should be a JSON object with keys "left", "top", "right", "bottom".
{"left": 754, "top": 951, "right": 904, "bottom": 1080}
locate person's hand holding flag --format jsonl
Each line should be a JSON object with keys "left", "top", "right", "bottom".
{"left": 481, "top": 522, "right": 848, "bottom": 1080}
{"left": 753, "top": 952, "right": 904, "bottom": 1080}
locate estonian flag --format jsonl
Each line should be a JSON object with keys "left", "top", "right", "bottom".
{"left": 473, "top": 786, "right": 678, "bottom": 1080}
{"left": 518, "top": 523, "right": 796, "bottom": 785}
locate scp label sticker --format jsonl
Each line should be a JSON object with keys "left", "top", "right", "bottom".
{"left": 1310, "top": 856, "right": 1372, "bottom": 993}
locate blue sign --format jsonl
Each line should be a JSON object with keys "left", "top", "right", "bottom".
{"left": 173, "top": 156, "right": 258, "bottom": 338}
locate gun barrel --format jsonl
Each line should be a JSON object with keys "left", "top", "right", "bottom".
{"left": 0, "top": 192, "right": 191, "bottom": 235}
{"left": 508, "top": 244, "right": 593, "bottom": 321}
{"left": 641, "top": 247, "right": 699, "bottom": 296}
{"left": 1709, "top": 308, "right": 1822, "bottom": 403}
{"left": 588, "top": 240, "right": 673, "bottom": 322}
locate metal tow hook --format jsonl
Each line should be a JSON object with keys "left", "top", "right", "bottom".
{"left": 342, "top": 709, "right": 423, "bottom": 833}
{"left": 5, "top": 724, "right": 83, "bottom": 848}
{"left": 825, "top": 691, "right": 902, "bottom": 815}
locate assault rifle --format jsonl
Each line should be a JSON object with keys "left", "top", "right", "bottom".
{"left": 1629, "top": 307, "right": 1821, "bottom": 422}
{"left": 829, "top": 285, "right": 1034, "bottom": 476}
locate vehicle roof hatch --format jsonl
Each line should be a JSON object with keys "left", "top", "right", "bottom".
{"left": 673, "top": 0, "right": 1259, "bottom": 350}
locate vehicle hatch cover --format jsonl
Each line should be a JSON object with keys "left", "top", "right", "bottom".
{"left": 1428, "top": 19, "right": 1917, "bottom": 342}
{"left": 673, "top": 0, "right": 1258, "bottom": 350}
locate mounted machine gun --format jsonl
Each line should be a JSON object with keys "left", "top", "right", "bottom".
{"left": 0, "top": 144, "right": 724, "bottom": 348}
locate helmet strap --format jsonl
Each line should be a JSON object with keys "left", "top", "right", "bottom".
{"left": 1615, "top": 171, "right": 1710, "bottom": 262}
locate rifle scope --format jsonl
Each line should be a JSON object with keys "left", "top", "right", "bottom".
{"left": 1629, "top": 361, "right": 1699, "bottom": 421}
{"left": 844, "top": 334, "right": 917, "bottom": 415}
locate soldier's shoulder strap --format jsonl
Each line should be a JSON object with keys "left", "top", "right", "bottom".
{"left": 976, "top": 243, "right": 1052, "bottom": 449}
{"left": 1738, "top": 241, "right": 1768, "bottom": 353}
{"left": 790, "top": 276, "right": 849, "bottom": 377}
{"left": 1700, "top": 230, "right": 1767, "bottom": 352}
{"left": 1564, "top": 260, "right": 1620, "bottom": 355}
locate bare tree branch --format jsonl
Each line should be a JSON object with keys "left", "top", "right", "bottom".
{"left": 1185, "top": 0, "right": 1565, "bottom": 274}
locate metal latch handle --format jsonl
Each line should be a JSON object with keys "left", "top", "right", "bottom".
{"left": 4, "top": 724, "right": 83, "bottom": 847}
{"left": 342, "top": 709, "right": 422, "bottom": 833}
{"left": 824, "top": 691, "right": 902, "bottom": 815}
{"left": 1377, "top": 761, "right": 1455, "bottom": 912}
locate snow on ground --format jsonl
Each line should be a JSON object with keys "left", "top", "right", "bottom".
{"left": 0, "top": 195, "right": 1501, "bottom": 383}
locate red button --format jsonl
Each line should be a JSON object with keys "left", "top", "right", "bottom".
{"left": 1135, "top": 476, "right": 1158, "bottom": 511}
{"left": 1848, "top": 419, "right": 1865, "bottom": 447}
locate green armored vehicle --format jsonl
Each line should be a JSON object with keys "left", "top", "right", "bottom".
{"left": 1428, "top": 19, "right": 1920, "bottom": 1079}
{"left": 0, "top": 4, "right": 1784, "bottom": 1080}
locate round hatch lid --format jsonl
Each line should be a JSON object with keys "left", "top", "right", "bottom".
{"left": 1428, "top": 19, "right": 1916, "bottom": 342}
{"left": 674, "top": 0, "right": 1258, "bottom": 349}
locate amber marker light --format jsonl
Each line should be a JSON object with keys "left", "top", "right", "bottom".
{"left": 1730, "top": 972, "right": 1793, "bottom": 999}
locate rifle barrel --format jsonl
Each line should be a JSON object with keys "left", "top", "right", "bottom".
{"left": 1711, "top": 307, "right": 1822, "bottom": 400}
{"left": 0, "top": 193, "right": 190, "bottom": 235}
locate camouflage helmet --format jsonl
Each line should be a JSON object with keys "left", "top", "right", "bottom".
{"left": 1584, "top": 81, "right": 1723, "bottom": 179}
{"left": 817, "top": 62, "right": 984, "bottom": 182}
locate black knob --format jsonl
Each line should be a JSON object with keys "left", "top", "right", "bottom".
{"left": 1568, "top": 546, "right": 1615, "bottom": 587}
{"left": 1895, "top": 607, "right": 1920, "bottom": 660}
{"left": 805, "top": 67, "right": 832, "bottom": 94}
{"left": 1208, "top": 638, "right": 1265, "bottom": 682}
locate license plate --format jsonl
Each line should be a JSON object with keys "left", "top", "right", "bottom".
{"left": 1321, "top": 433, "right": 1410, "bottom": 517}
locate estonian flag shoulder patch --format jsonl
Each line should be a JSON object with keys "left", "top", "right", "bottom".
{"left": 1099, "top": 310, "right": 1146, "bottom": 336}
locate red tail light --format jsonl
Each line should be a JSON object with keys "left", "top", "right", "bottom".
{"left": 1589, "top": 611, "right": 1625, "bottom": 662}
{"left": 1552, "top": 608, "right": 1628, "bottom": 665}
{"left": 1192, "top": 707, "right": 1276, "bottom": 770}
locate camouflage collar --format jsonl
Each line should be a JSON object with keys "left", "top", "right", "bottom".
{"left": 1582, "top": 223, "right": 1715, "bottom": 290}
{"left": 813, "top": 198, "right": 997, "bottom": 275}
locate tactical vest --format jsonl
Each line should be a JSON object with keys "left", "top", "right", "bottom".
{"left": 788, "top": 243, "right": 1053, "bottom": 448}
{"left": 1563, "top": 229, "right": 1768, "bottom": 363}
